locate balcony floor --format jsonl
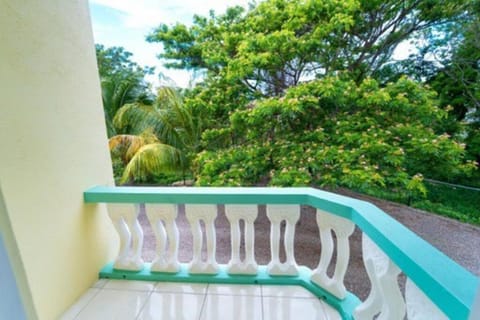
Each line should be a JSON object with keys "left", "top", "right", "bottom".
{"left": 60, "top": 279, "right": 341, "bottom": 320}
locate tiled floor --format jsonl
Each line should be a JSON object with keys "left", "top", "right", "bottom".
{"left": 60, "top": 280, "right": 341, "bottom": 320}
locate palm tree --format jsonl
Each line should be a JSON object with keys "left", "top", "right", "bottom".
{"left": 110, "top": 87, "right": 200, "bottom": 184}
{"left": 101, "top": 77, "right": 154, "bottom": 137}
{"left": 96, "top": 44, "right": 155, "bottom": 138}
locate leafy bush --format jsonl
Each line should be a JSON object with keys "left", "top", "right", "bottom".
{"left": 194, "top": 145, "right": 271, "bottom": 186}
{"left": 194, "top": 76, "right": 477, "bottom": 193}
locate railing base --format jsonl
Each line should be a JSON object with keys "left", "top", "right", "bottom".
{"left": 99, "top": 262, "right": 360, "bottom": 320}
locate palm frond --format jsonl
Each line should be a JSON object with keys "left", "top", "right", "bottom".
{"left": 120, "top": 143, "right": 184, "bottom": 184}
{"left": 155, "top": 86, "right": 200, "bottom": 150}
{"left": 108, "top": 131, "right": 161, "bottom": 163}
{"left": 114, "top": 99, "right": 187, "bottom": 150}
{"left": 113, "top": 102, "right": 156, "bottom": 134}
{"left": 101, "top": 77, "right": 140, "bottom": 137}
{"left": 156, "top": 86, "right": 183, "bottom": 109}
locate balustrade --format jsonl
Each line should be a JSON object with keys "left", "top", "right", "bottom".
{"left": 86, "top": 186, "right": 478, "bottom": 320}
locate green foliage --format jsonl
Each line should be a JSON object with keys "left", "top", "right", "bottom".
{"left": 194, "top": 77, "right": 477, "bottom": 193}
{"left": 430, "top": 5, "right": 480, "bottom": 164}
{"left": 96, "top": 44, "right": 154, "bottom": 137}
{"left": 108, "top": 129, "right": 182, "bottom": 184}
{"left": 148, "top": 0, "right": 467, "bottom": 96}
{"left": 356, "top": 181, "right": 480, "bottom": 225}
{"left": 121, "top": 143, "right": 183, "bottom": 183}
{"left": 194, "top": 145, "right": 271, "bottom": 186}
{"left": 139, "top": 0, "right": 479, "bottom": 223}
{"left": 413, "top": 182, "right": 480, "bottom": 225}
{"left": 109, "top": 87, "right": 200, "bottom": 184}
{"left": 114, "top": 87, "right": 200, "bottom": 152}
{"left": 147, "top": 0, "right": 473, "bottom": 177}
{"left": 376, "top": 1, "right": 480, "bottom": 168}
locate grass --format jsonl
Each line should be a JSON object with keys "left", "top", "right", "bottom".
{"left": 412, "top": 182, "right": 480, "bottom": 225}
{"left": 355, "top": 181, "right": 480, "bottom": 225}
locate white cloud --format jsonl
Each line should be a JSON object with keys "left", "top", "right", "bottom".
{"left": 90, "top": 0, "right": 251, "bottom": 28}
{"left": 89, "top": 0, "right": 252, "bottom": 87}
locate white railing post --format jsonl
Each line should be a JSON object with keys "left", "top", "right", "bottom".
{"left": 225, "top": 205, "right": 258, "bottom": 275}
{"left": 185, "top": 204, "right": 219, "bottom": 274}
{"left": 107, "top": 203, "right": 144, "bottom": 271}
{"left": 354, "top": 234, "right": 405, "bottom": 320}
{"left": 145, "top": 204, "right": 180, "bottom": 273}
{"left": 266, "top": 204, "right": 300, "bottom": 276}
{"left": 311, "top": 209, "right": 355, "bottom": 299}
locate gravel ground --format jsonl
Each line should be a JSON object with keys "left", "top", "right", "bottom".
{"left": 139, "top": 188, "right": 480, "bottom": 300}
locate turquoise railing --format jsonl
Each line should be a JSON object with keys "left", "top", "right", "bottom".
{"left": 84, "top": 186, "right": 479, "bottom": 320}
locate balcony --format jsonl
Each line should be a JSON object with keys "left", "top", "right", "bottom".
{"left": 61, "top": 186, "right": 479, "bottom": 319}
{"left": 2, "top": 2, "right": 479, "bottom": 319}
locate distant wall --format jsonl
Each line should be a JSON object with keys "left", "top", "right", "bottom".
{"left": 0, "top": 0, "right": 117, "bottom": 319}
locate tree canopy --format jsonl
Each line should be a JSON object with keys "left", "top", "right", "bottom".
{"left": 195, "top": 76, "right": 476, "bottom": 193}
{"left": 116, "top": 0, "right": 480, "bottom": 192}
{"left": 148, "top": 0, "right": 468, "bottom": 95}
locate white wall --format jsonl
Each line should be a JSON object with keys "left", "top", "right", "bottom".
{"left": 0, "top": 0, "right": 117, "bottom": 319}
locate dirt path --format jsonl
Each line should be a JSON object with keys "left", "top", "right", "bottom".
{"left": 139, "top": 189, "right": 480, "bottom": 300}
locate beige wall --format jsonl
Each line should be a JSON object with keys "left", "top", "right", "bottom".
{"left": 0, "top": 1, "right": 117, "bottom": 319}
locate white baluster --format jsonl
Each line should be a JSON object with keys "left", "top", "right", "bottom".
{"left": 185, "top": 204, "right": 219, "bottom": 274}
{"left": 145, "top": 204, "right": 180, "bottom": 273}
{"left": 354, "top": 234, "right": 405, "bottom": 320}
{"left": 225, "top": 205, "right": 258, "bottom": 275}
{"left": 107, "top": 203, "right": 144, "bottom": 271}
{"left": 405, "top": 278, "right": 448, "bottom": 319}
{"left": 266, "top": 205, "right": 300, "bottom": 276}
{"left": 311, "top": 209, "right": 355, "bottom": 299}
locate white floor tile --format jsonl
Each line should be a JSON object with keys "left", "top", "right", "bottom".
{"left": 154, "top": 282, "right": 208, "bottom": 294}
{"left": 200, "top": 295, "right": 263, "bottom": 320}
{"left": 207, "top": 284, "right": 262, "bottom": 296}
{"left": 137, "top": 292, "right": 204, "bottom": 320}
{"left": 322, "top": 303, "right": 342, "bottom": 320}
{"left": 74, "top": 289, "right": 150, "bottom": 320}
{"left": 62, "top": 281, "right": 342, "bottom": 320}
{"left": 91, "top": 279, "right": 108, "bottom": 289}
{"left": 262, "top": 285, "right": 317, "bottom": 298}
{"left": 103, "top": 279, "right": 155, "bottom": 292}
{"left": 59, "top": 288, "right": 100, "bottom": 320}
{"left": 263, "top": 296, "right": 328, "bottom": 320}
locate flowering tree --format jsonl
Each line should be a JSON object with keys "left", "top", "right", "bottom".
{"left": 195, "top": 77, "right": 476, "bottom": 195}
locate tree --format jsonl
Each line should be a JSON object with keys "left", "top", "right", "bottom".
{"left": 109, "top": 129, "right": 184, "bottom": 184}
{"left": 147, "top": 0, "right": 477, "bottom": 190}
{"left": 148, "top": 0, "right": 468, "bottom": 96}
{"left": 147, "top": 0, "right": 470, "bottom": 146}
{"left": 110, "top": 87, "right": 201, "bottom": 184}
{"left": 430, "top": 3, "right": 480, "bottom": 165}
{"left": 195, "top": 77, "right": 476, "bottom": 192}
{"left": 96, "top": 44, "right": 155, "bottom": 137}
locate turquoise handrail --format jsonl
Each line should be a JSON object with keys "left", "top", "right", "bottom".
{"left": 84, "top": 186, "right": 479, "bottom": 319}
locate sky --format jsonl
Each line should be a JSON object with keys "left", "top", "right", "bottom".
{"left": 88, "top": 0, "right": 413, "bottom": 89}
{"left": 88, "top": 0, "right": 252, "bottom": 88}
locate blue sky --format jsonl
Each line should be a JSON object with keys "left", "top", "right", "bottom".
{"left": 88, "top": 0, "right": 251, "bottom": 88}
